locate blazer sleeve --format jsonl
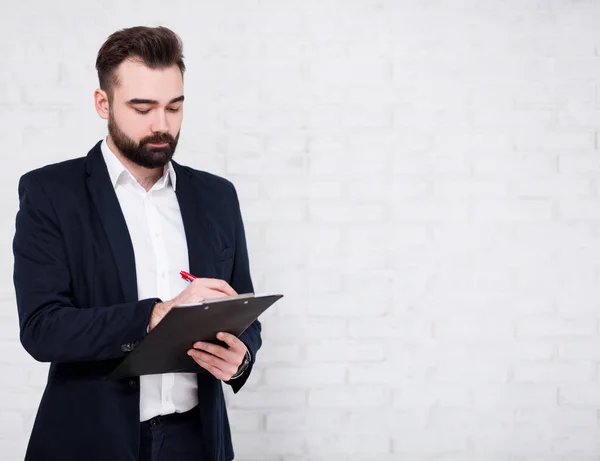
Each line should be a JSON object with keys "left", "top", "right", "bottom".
{"left": 226, "top": 182, "right": 262, "bottom": 393}
{"left": 13, "top": 175, "right": 157, "bottom": 363}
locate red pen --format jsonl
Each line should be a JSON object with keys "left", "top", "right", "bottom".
{"left": 180, "top": 270, "right": 196, "bottom": 282}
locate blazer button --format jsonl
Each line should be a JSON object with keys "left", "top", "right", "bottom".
{"left": 128, "top": 380, "right": 137, "bottom": 389}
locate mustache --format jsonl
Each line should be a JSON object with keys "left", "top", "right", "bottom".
{"left": 139, "top": 133, "right": 175, "bottom": 147}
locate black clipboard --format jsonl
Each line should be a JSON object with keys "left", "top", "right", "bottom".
{"left": 109, "top": 293, "right": 283, "bottom": 379}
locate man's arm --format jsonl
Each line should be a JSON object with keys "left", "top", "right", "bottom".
{"left": 226, "top": 183, "right": 261, "bottom": 392}
{"left": 13, "top": 175, "right": 156, "bottom": 363}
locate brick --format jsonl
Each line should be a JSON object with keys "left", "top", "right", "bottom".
{"left": 0, "top": 412, "right": 24, "bottom": 434}
{"left": 232, "top": 389, "right": 306, "bottom": 409}
{"left": 558, "top": 198, "right": 600, "bottom": 219}
{"left": 310, "top": 154, "right": 388, "bottom": 178}
{"left": 234, "top": 433, "right": 304, "bottom": 456}
{"left": 472, "top": 198, "right": 554, "bottom": 221}
{"left": 258, "top": 343, "right": 303, "bottom": 363}
{"left": 309, "top": 58, "right": 391, "bottom": 85}
{"left": 0, "top": 342, "right": 36, "bottom": 365}
{"left": 512, "top": 176, "right": 591, "bottom": 197}
{"left": 306, "top": 340, "right": 385, "bottom": 362}
{"left": 225, "top": 154, "right": 305, "bottom": 176}
{"left": 432, "top": 360, "right": 510, "bottom": 383}
{"left": 433, "top": 315, "right": 513, "bottom": 340}
{"left": 309, "top": 203, "right": 385, "bottom": 223}
{"left": 264, "top": 224, "right": 341, "bottom": 250}
{"left": 394, "top": 383, "right": 474, "bottom": 408}
{"left": 559, "top": 385, "right": 600, "bottom": 406}
{"left": 226, "top": 410, "right": 263, "bottom": 432}
{"left": 393, "top": 430, "right": 468, "bottom": 453}
{"left": 553, "top": 433, "right": 600, "bottom": 453}
{"left": 242, "top": 200, "right": 307, "bottom": 223}
{"left": 262, "top": 105, "right": 308, "bottom": 129}
{"left": 308, "top": 181, "right": 343, "bottom": 199}
{"left": 473, "top": 155, "right": 557, "bottom": 179}
{"left": 340, "top": 107, "right": 391, "bottom": 128}
{"left": 433, "top": 133, "right": 512, "bottom": 151}
{"left": 266, "top": 132, "right": 307, "bottom": 154}
{"left": 261, "top": 177, "right": 307, "bottom": 199}
{"left": 307, "top": 134, "right": 347, "bottom": 153}
{"left": 474, "top": 384, "right": 557, "bottom": 409}
{"left": 347, "top": 315, "right": 432, "bottom": 340}
{"left": 471, "top": 430, "right": 551, "bottom": 451}
{"left": 265, "top": 410, "right": 347, "bottom": 432}
{"left": 221, "top": 134, "right": 263, "bottom": 154}
{"left": 559, "top": 339, "right": 600, "bottom": 360}
{"left": 513, "top": 362, "right": 595, "bottom": 383}
{"left": 558, "top": 152, "right": 600, "bottom": 173}
{"left": 264, "top": 366, "right": 346, "bottom": 387}
{"left": 515, "top": 132, "right": 594, "bottom": 151}
{"left": 306, "top": 434, "right": 391, "bottom": 455}
{"left": 433, "top": 180, "right": 507, "bottom": 198}
{"left": 261, "top": 317, "right": 346, "bottom": 340}
{"left": 516, "top": 316, "right": 597, "bottom": 338}
{"left": 347, "top": 179, "right": 429, "bottom": 201}
{"left": 391, "top": 199, "right": 470, "bottom": 221}
{"left": 309, "top": 387, "right": 388, "bottom": 408}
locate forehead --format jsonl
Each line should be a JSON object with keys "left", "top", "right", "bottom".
{"left": 112, "top": 59, "right": 183, "bottom": 102}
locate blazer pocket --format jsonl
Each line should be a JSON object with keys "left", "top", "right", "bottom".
{"left": 216, "top": 247, "right": 234, "bottom": 262}
{"left": 215, "top": 247, "right": 234, "bottom": 281}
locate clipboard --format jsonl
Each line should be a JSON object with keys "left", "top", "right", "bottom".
{"left": 109, "top": 293, "right": 283, "bottom": 379}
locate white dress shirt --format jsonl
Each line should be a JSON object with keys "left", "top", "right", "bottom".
{"left": 101, "top": 139, "right": 198, "bottom": 422}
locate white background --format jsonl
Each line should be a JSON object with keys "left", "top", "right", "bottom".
{"left": 1, "top": 1, "right": 600, "bottom": 460}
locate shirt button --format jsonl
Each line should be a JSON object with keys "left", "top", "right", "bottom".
{"left": 128, "top": 380, "right": 137, "bottom": 389}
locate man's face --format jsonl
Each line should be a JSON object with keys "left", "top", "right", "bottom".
{"left": 107, "top": 59, "right": 184, "bottom": 169}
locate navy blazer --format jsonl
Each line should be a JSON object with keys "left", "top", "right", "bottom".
{"left": 12, "top": 141, "right": 261, "bottom": 461}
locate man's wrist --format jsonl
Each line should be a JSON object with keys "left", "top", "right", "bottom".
{"left": 229, "top": 350, "right": 251, "bottom": 380}
{"left": 148, "top": 299, "right": 170, "bottom": 332}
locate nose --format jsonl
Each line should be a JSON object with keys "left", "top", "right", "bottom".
{"left": 151, "top": 110, "right": 169, "bottom": 134}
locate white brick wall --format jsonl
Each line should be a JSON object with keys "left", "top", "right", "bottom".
{"left": 1, "top": 0, "right": 600, "bottom": 459}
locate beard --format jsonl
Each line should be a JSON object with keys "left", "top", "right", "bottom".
{"left": 108, "top": 112, "right": 180, "bottom": 169}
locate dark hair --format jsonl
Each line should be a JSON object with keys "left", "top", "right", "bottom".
{"left": 95, "top": 26, "right": 185, "bottom": 98}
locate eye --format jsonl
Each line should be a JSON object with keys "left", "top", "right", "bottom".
{"left": 134, "top": 108, "right": 150, "bottom": 115}
{"left": 167, "top": 107, "right": 181, "bottom": 113}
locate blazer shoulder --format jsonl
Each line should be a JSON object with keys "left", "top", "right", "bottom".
{"left": 19, "top": 157, "right": 86, "bottom": 192}
{"left": 177, "top": 164, "right": 237, "bottom": 195}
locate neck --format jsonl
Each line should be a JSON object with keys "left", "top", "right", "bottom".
{"left": 107, "top": 136, "right": 164, "bottom": 192}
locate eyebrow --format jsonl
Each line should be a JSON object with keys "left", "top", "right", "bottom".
{"left": 127, "top": 95, "right": 185, "bottom": 105}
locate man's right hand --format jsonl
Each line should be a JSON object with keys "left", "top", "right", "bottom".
{"left": 148, "top": 278, "right": 237, "bottom": 331}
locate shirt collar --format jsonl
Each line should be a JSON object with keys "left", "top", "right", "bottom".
{"left": 100, "top": 138, "right": 177, "bottom": 191}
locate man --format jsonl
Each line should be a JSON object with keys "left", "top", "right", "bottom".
{"left": 12, "top": 26, "right": 260, "bottom": 461}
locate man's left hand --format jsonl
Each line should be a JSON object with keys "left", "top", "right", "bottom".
{"left": 187, "top": 332, "right": 248, "bottom": 381}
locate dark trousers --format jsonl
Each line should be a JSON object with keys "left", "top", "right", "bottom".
{"left": 138, "top": 406, "right": 206, "bottom": 461}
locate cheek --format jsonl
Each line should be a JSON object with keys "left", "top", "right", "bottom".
{"left": 121, "top": 114, "right": 151, "bottom": 140}
{"left": 171, "top": 114, "right": 183, "bottom": 136}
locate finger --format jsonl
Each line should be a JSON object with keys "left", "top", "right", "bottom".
{"left": 188, "top": 349, "right": 237, "bottom": 378}
{"left": 198, "top": 288, "right": 229, "bottom": 300}
{"left": 192, "top": 341, "right": 238, "bottom": 363}
{"left": 188, "top": 353, "right": 229, "bottom": 380}
{"left": 194, "top": 278, "right": 237, "bottom": 297}
{"left": 215, "top": 332, "right": 246, "bottom": 353}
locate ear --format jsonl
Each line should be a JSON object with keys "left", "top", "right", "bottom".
{"left": 94, "top": 88, "right": 110, "bottom": 120}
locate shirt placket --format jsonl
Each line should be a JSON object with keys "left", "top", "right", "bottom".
{"left": 143, "top": 189, "right": 176, "bottom": 415}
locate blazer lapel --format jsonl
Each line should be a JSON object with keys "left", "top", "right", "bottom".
{"left": 173, "top": 163, "right": 216, "bottom": 280}
{"left": 85, "top": 142, "right": 138, "bottom": 303}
